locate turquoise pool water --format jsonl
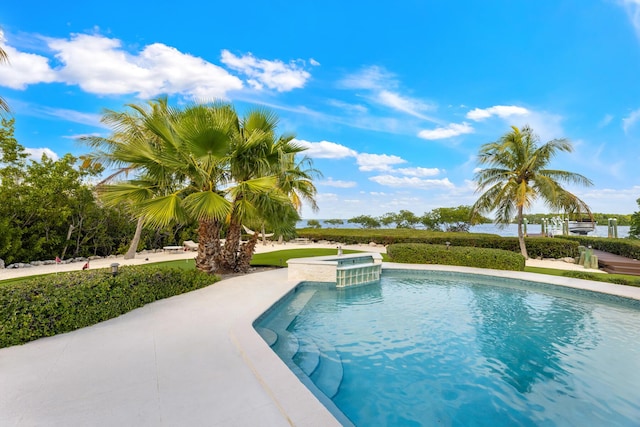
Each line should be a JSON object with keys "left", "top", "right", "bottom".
{"left": 255, "top": 271, "right": 640, "bottom": 426}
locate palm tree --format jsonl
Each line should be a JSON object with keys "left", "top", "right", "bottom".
{"left": 92, "top": 100, "right": 307, "bottom": 274}
{"left": 220, "top": 108, "right": 320, "bottom": 273}
{"left": 81, "top": 98, "right": 174, "bottom": 259}
{"left": 97, "top": 101, "right": 240, "bottom": 273}
{"left": 1, "top": 46, "right": 10, "bottom": 115}
{"left": 233, "top": 142, "right": 321, "bottom": 272}
{"left": 471, "top": 125, "right": 593, "bottom": 258}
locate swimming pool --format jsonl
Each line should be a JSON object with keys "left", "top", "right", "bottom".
{"left": 255, "top": 270, "right": 640, "bottom": 426}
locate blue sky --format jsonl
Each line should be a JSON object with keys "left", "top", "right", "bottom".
{"left": 1, "top": 1, "right": 640, "bottom": 219}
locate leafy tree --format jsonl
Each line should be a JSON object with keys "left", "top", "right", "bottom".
{"left": 394, "top": 209, "right": 421, "bottom": 228}
{"left": 630, "top": 198, "right": 640, "bottom": 239}
{"left": 348, "top": 215, "right": 381, "bottom": 229}
{"left": 471, "top": 125, "right": 592, "bottom": 258}
{"left": 379, "top": 212, "right": 397, "bottom": 227}
{"left": 324, "top": 218, "right": 344, "bottom": 226}
{"left": 306, "top": 219, "right": 322, "bottom": 228}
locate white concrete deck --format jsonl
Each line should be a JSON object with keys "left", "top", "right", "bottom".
{"left": 1, "top": 244, "right": 635, "bottom": 426}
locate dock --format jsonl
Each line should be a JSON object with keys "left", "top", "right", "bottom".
{"left": 593, "top": 250, "right": 640, "bottom": 276}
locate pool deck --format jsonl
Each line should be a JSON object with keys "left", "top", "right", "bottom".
{"left": 2, "top": 253, "right": 639, "bottom": 426}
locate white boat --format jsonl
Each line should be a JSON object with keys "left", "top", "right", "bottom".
{"left": 568, "top": 220, "right": 596, "bottom": 235}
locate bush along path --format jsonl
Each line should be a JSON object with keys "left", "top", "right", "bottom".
{"left": 0, "top": 265, "right": 217, "bottom": 348}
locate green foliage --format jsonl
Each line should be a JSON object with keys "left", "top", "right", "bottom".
{"left": 630, "top": 198, "right": 640, "bottom": 239}
{"left": 555, "top": 235, "right": 640, "bottom": 259}
{"left": 561, "top": 270, "right": 640, "bottom": 287}
{"left": 424, "top": 205, "right": 489, "bottom": 232}
{"left": 297, "top": 228, "right": 579, "bottom": 258}
{"left": 324, "top": 219, "right": 344, "bottom": 226}
{"left": 306, "top": 219, "right": 322, "bottom": 229}
{"left": 347, "top": 215, "right": 381, "bottom": 229}
{"left": 387, "top": 243, "right": 526, "bottom": 271}
{"left": 471, "top": 125, "right": 592, "bottom": 258}
{"left": 0, "top": 265, "right": 217, "bottom": 348}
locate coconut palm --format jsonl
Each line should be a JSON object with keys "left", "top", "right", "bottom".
{"left": 1, "top": 46, "right": 10, "bottom": 115}
{"left": 471, "top": 125, "right": 593, "bottom": 258}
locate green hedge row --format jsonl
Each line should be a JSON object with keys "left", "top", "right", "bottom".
{"left": 556, "top": 236, "right": 640, "bottom": 260}
{"left": 561, "top": 270, "right": 640, "bottom": 287}
{"left": 297, "top": 228, "right": 579, "bottom": 258}
{"left": 0, "top": 266, "right": 217, "bottom": 348}
{"left": 386, "top": 243, "right": 526, "bottom": 271}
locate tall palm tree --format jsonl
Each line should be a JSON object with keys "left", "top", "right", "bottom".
{"left": 0, "top": 46, "right": 10, "bottom": 115}
{"left": 220, "top": 108, "right": 316, "bottom": 272}
{"left": 81, "top": 98, "right": 173, "bottom": 259}
{"left": 98, "top": 101, "right": 240, "bottom": 273}
{"left": 233, "top": 140, "right": 321, "bottom": 272}
{"left": 471, "top": 125, "right": 593, "bottom": 258}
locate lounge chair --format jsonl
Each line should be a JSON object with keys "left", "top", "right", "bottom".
{"left": 183, "top": 240, "right": 198, "bottom": 251}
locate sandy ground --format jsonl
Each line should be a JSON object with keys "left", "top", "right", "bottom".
{"left": 0, "top": 241, "right": 603, "bottom": 281}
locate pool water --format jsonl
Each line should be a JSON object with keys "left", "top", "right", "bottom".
{"left": 255, "top": 271, "right": 640, "bottom": 426}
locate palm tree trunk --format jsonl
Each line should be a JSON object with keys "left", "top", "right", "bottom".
{"left": 196, "top": 219, "right": 223, "bottom": 273}
{"left": 517, "top": 206, "right": 529, "bottom": 259}
{"left": 221, "top": 217, "right": 242, "bottom": 272}
{"left": 124, "top": 217, "right": 144, "bottom": 259}
{"left": 237, "top": 231, "right": 260, "bottom": 273}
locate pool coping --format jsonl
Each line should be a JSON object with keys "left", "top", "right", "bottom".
{"left": 231, "top": 262, "right": 640, "bottom": 425}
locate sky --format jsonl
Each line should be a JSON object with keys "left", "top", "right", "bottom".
{"left": 1, "top": 0, "right": 640, "bottom": 219}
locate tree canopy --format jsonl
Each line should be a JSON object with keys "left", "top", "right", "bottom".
{"left": 471, "top": 125, "right": 593, "bottom": 258}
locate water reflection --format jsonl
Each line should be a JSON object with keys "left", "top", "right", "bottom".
{"left": 471, "top": 284, "right": 598, "bottom": 393}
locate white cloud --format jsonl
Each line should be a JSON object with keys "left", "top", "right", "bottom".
{"left": 598, "top": 114, "right": 614, "bottom": 128}
{"left": 396, "top": 167, "right": 441, "bottom": 177}
{"left": 417, "top": 122, "right": 474, "bottom": 140}
{"left": 619, "top": 0, "right": 640, "bottom": 40}
{"left": 466, "top": 105, "right": 530, "bottom": 121}
{"left": 309, "top": 58, "right": 320, "bottom": 66}
{"left": 46, "top": 34, "right": 244, "bottom": 99}
{"left": 339, "top": 65, "right": 396, "bottom": 90}
{"left": 0, "top": 34, "right": 58, "bottom": 89}
{"left": 220, "top": 50, "right": 311, "bottom": 92}
{"left": 293, "top": 138, "right": 357, "bottom": 159}
{"left": 356, "top": 153, "right": 406, "bottom": 172}
{"left": 38, "top": 106, "right": 103, "bottom": 127}
{"left": 376, "top": 90, "right": 437, "bottom": 121}
{"left": 622, "top": 108, "right": 640, "bottom": 133}
{"left": 327, "top": 99, "right": 368, "bottom": 114}
{"left": 25, "top": 148, "right": 59, "bottom": 161}
{"left": 339, "top": 65, "right": 440, "bottom": 123}
{"left": 369, "top": 175, "right": 455, "bottom": 189}
{"left": 321, "top": 178, "right": 357, "bottom": 188}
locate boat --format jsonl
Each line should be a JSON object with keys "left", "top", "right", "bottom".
{"left": 568, "top": 219, "right": 596, "bottom": 235}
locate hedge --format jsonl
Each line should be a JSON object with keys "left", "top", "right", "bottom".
{"left": 297, "top": 228, "right": 579, "bottom": 258}
{"left": 0, "top": 265, "right": 217, "bottom": 348}
{"left": 561, "top": 270, "right": 640, "bottom": 287}
{"left": 556, "top": 235, "right": 640, "bottom": 260}
{"left": 386, "top": 243, "right": 526, "bottom": 271}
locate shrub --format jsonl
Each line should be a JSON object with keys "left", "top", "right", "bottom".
{"left": 556, "top": 235, "right": 640, "bottom": 260}
{"left": 297, "top": 228, "right": 579, "bottom": 258}
{"left": 386, "top": 243, "right": 526, "bottom": 271}
{"left": 561, "top": 270, "right": 640, "bottom": 287}
{"left": 0, "top": 265, "right": 217, "bottom": 348}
